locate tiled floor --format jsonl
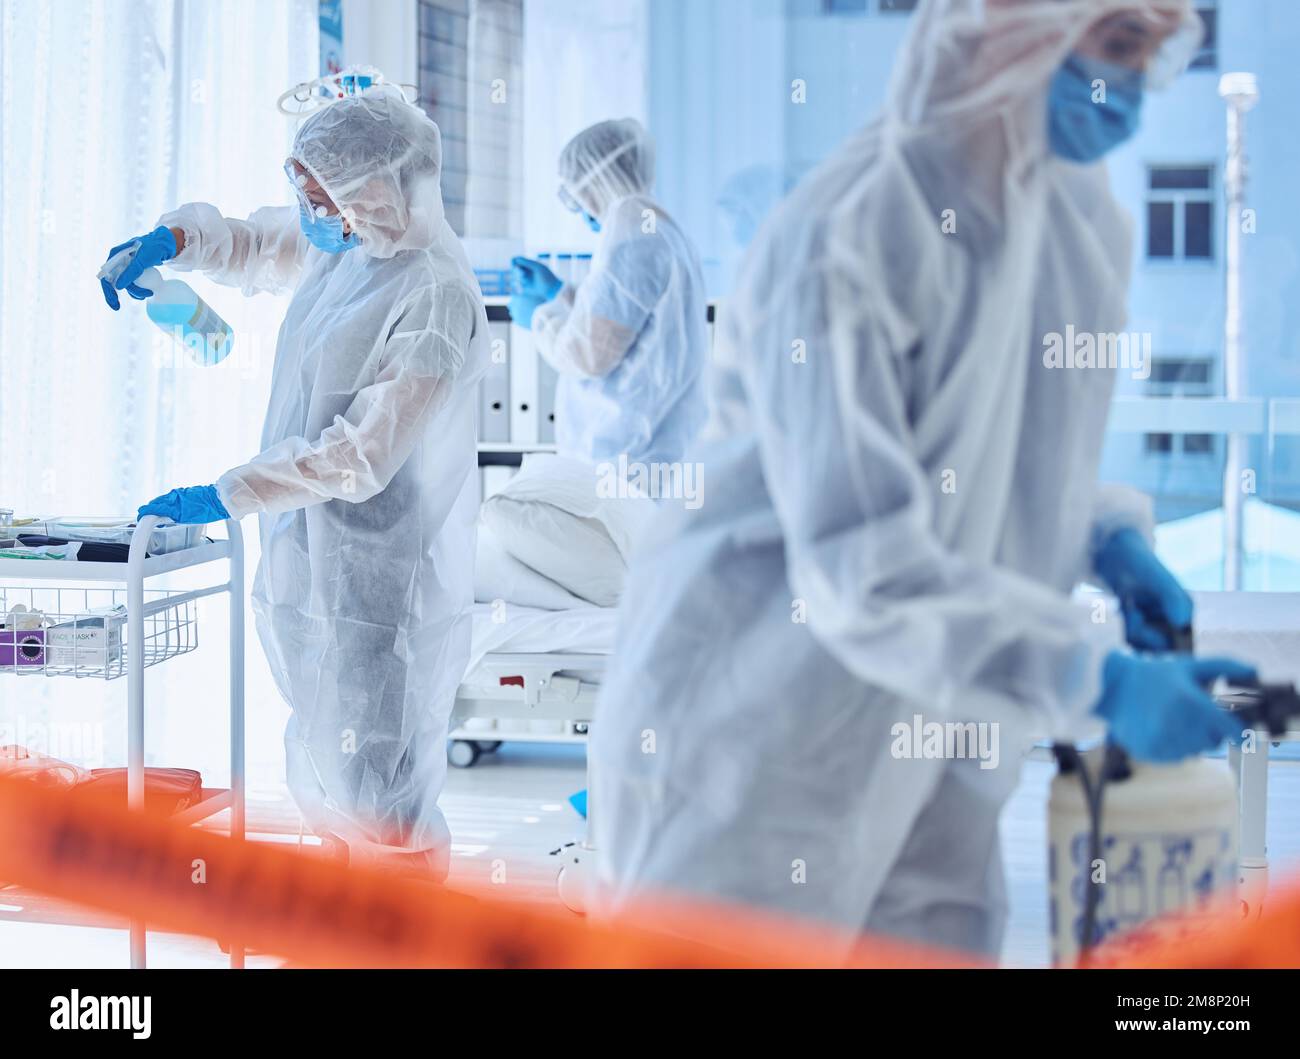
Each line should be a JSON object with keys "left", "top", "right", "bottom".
{"left": 1, "top": 741, "right": 1297, "bottom": 968}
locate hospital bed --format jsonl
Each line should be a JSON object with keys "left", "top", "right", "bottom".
{"left": 449, "top": 602, "right": 616, "bottom": 911}
{"left": 449, "top": 603, "right": 615, "bottom": 764}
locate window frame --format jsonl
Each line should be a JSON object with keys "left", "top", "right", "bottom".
{"left": 819, "top": 0, "right": 916, "bottom": 14}
{"left": 1145, "top": 163, "right": 1217, "bottom": 264}
{"left": 1190, "top": 1, "right": 1219, "bottom": 71}
{"left": 1145, "top": 355, "right": 1215, "bottom": 397}
{"left": 1141, "top": 355, "right": 1219, "bottom": 458}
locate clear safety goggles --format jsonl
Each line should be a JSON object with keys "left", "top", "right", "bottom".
{"left": 285, "top": 160, "right": 341, "bottom": 219}
{"left": 1083, "top": 6, "right": 1206, "bottom": 91}
{"left": 557, "top": 183, "right": 583, "bottom": 214}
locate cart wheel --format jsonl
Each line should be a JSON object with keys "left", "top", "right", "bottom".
{"left": 448, "top": 740, "right": 481, "bottom": 768}
{"left": 476, "top": 740, "right": 502, "bottom": 753}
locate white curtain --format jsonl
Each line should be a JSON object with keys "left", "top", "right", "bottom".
{"left": 521, "top": 0, "right": 647, "bottom": 255}
{"left": 0, "top": 0, "right": 318, "bottom": 793}
{"left": 464, "top": 0, "right": 523, "bottom": 261}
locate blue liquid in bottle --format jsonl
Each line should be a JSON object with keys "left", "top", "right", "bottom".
{"left": 138, "top": 267, "right": 234, "bottom": 367}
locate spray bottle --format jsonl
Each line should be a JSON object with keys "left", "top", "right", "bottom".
{"left": 97, "top": 241, "right": 234, "bottom": 367}
{"left": 136, "top": 267, "right": 234, "bottom": 367}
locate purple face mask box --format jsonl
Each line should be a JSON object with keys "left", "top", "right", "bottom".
{"left": 0, "top": 628, "right": 45, "bottom": 667}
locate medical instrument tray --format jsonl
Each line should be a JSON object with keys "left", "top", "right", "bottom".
{"left": 45, "top": 517, "right": 206, "bottom": 555}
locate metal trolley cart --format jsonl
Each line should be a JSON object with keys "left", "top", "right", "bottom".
{"left": 0, "top": 515, "right": 244, "bottom": 968}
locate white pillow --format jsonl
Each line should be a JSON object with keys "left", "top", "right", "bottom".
{"left": 480, "top": 454, "right": 655, "bottom": 607}
{"left": 474, "top": 523, "right": 589, "bottom": 611}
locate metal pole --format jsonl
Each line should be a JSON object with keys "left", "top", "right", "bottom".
{"left": 228, "top": 518, "right": 246, "bottom": 969}
{"left": 126, "top": 515, "right": 160, "bottom": 969}
{"left": 1219, "top": 74, "right": 1259, "bottom": 591}
{"left": 1237, "top": 729, "right": 1270, "bottom": 919}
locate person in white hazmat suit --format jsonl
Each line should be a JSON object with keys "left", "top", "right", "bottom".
{"left": 509, "top": 119, "right": 709, "bottom": 469}
{"left": 112, "top": 88, "right": 489, "bottom": 878}
{"left": 591, "top": 0, "right": 1252, "bottom": 955}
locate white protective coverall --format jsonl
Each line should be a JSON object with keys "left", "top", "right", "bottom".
{"left": 533, "top": 120, "right": 709, "bottom": 468}
{"left": 160, "top": 88, "right": 489, "bottom": 875}
{"left": 592, "top": 0, "right": 1201, "bottom": 954}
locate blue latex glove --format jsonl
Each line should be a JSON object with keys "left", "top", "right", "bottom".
{"left": 138, "top": 484, "right": 230, "bottom": 525}
{"left": 1094, "top": 527, "right": 1193, "bottom": 652}
{"left": 511, "top": 256, "right": 563, "bottom": 302}
{"left": 508, "top": 294, "right": 544, "bottom": 329}
{"left": 568, "top": 789, "right": 588, "bottom": 819}
{"left": 1094, "top": 652, "right": 1254, "bottom": 763}
{"left": 100, "top": 226, "right": 178, "bottom": 310}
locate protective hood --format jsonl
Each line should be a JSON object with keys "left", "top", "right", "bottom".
{"left": 291, "top": 84, "right": 447, "bottom": 259}
{"left": 559, "top": 118, "right": 656, "bottom": 221}
{"left": 887, "top": 0, "right": 1202, "bottom": 158}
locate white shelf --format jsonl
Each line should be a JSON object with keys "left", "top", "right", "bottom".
{"left": 0, "top": 539, "right": 230, "bottom": 582}
{"left": 476, "top": 442, "right": 557, "bottom": 454}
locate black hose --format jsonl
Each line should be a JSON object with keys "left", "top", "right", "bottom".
{"left": 1052, "top": 742, "right": 1130, "bottom": 961}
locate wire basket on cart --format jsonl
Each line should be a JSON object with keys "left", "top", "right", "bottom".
{"left": 0, "top": 585, "right": 198, "bottom": 679}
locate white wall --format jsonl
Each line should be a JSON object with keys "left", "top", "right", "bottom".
{"left": 341, "top": 0, "right": 417, "bottom": 86}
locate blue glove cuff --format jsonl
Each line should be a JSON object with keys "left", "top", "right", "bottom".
{"left": 1092, "top": 525, "right": 1144, "bottom": 574}
{"left": 1093, "top": 650, "right": 1128, "bottom": 719}
{"left": 150, "top": 225, "right": 179, "bottom": 261}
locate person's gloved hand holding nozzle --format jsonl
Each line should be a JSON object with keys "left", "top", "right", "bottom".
{"left": 99, "top": 226, "right": 182, "bottom": 310}
{"left": 1093, "top": 652, "right": 1253, "bottom": 763}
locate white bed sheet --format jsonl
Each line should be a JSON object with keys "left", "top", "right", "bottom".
{"left": 466, "top": 602, "right": 617, "bottom": 673}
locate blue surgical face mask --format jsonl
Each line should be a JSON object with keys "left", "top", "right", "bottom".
{"left": 299, "top": 205, "right": 359, "bottom": 254}
{"left": 1048, "top": 52, "right": 1145, "bottom": 163}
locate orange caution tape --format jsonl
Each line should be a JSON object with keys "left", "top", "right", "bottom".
{"left": 1, "top": 771, "right": 1294, "bottom": 968}
{"left": 0, "top": 773, "right": 964, "bottom": 968}
{"left": 1098, "top": 880, "right": 1300, "bottom": 969}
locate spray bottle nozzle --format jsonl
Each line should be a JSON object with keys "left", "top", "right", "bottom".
{"left": 1218, "top": 681, "right": 1300, "bottom": 738}
{"left": 96, "top": 240, "right": 142, "bottom": 285}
